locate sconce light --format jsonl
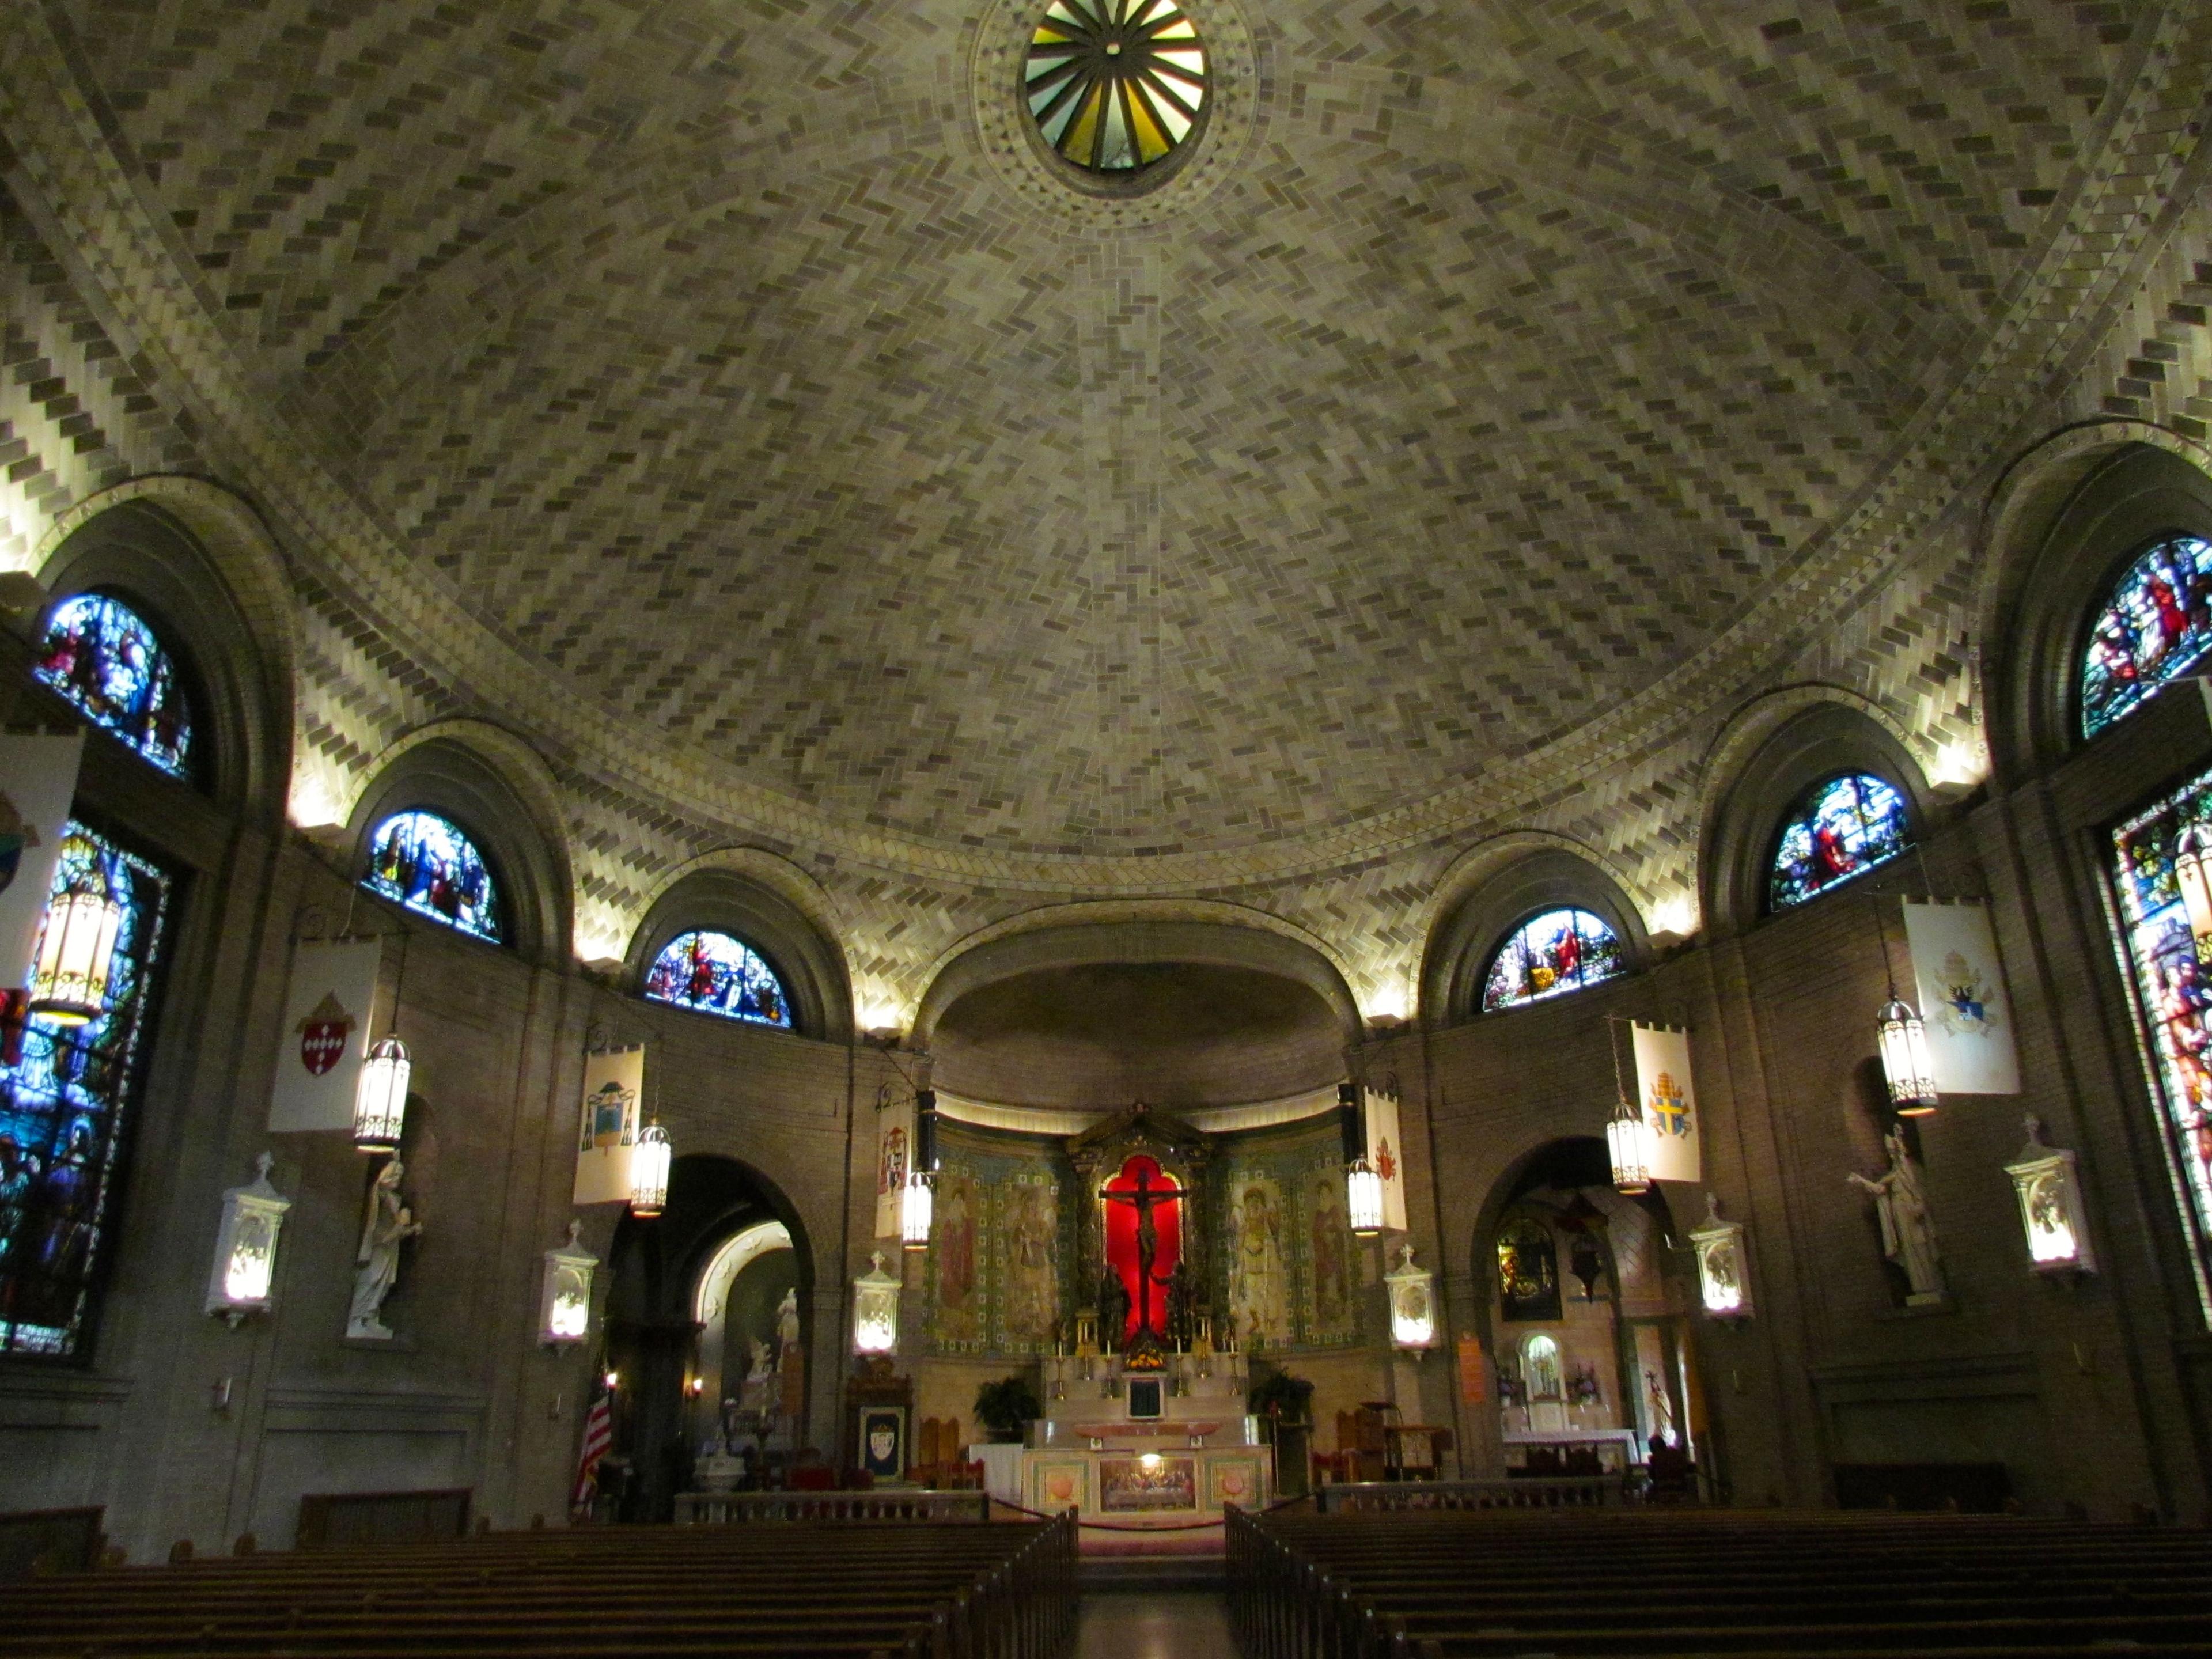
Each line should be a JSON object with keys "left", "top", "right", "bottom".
{"left": 205, "top": 1152, "right": 291, "bottom": 1324}
{"left": 539, "top": 1219, "right": 598, "bottom": 1346}
{"left": 1346, "top": 1158, "right": 1384, "bottom": 1238}
{"left": 1687, "top": 1192, "right": 1752, "bottom": 1319}
{"left": 630, "top": 1122, "right": 672, "bottom": 1218}
{"left": 2005, "top": 1116, "right": 2096, "bottom": 1275}
{"left": 1384, "top": 1243, "right": 1436, "bottom": 1352}
{"left": 28, "top": 835, "right": 123, "bottom": 1026}
{"left": 853, "top": 1249, "right": 901, "bottom": 1354}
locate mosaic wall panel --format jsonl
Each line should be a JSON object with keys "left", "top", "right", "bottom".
{"left": 927, "top": 1127, "right": 1073, "bottom": 1359}
{"left": 1213, "top": 1120, "right": 1361, "bottom": 1354}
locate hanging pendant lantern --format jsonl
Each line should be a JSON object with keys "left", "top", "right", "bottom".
{"left": 630, "top": 1122, "right": 672, "bottom": 1217}
{"left": 28, "top": 837, "right": 124, "bottom": 1027}
{"left": 1346, "top": 1157, "right": 1385, "bottom": 1238}
{"left": 351, "top": 1033, "right": 411, "bottom": 1152}
{"left": 1878, "top": 997, "right": 1939, "bottom": 1116}
{"left": 900, "top": 1170, "right": 934, "bottom": 1251}
{"left": 1604, "top": 1016, "right": 1652, "bottom": 1194}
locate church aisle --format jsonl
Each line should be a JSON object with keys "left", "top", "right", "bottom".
{"left": 1076, "top": 1590, "right": 1237, "bottom": 1658}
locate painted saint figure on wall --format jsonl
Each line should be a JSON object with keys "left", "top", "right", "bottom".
{"left": 1228, "top": 1175, "right": 1289, "bottom": 1350}
{"left": 933, "top": 1170, "right": 981, "bottom": 1344}
{"left": 1307, "top": 1168, "right": 1351, "bottom": 1332}
{"left": 1001, "top": 1178, "right": 1060, "bottom": 1347}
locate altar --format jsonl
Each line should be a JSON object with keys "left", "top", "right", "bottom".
{"left": 1018, "top": 1349, "right": 1271, "bottom": 1521}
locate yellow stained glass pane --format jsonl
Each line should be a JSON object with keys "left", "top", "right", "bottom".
{"left": 1128, "top": 87, "right": 1172, "bottom": 163}
{"left": 1062, "top": 83, "right": 1105, "bottom": 164}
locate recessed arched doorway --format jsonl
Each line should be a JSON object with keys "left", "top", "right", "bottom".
{"left": 1472, "top": 1137, "right": 1703, "bottom": 1488}
{"left": 602, "top": 1155, "right": 809, "bottom": 1521}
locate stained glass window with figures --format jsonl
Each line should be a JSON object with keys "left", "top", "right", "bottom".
{"left": 1767, "top": 772, "right": 1911, "bottom": 912}
{"left": 362, "top": 810, "right": 502, "bottom": 943}
{"left": 643, "top": 930, "right": 793, "bottom": 1029}
{"left": 2082, "top": 533, "right": 2212, "bottom": 739}
{"left": 1481, "top": 907, "right": 1624, "bottom": 1012}
{"left": 0, "top": 823, "right": 171, "bottom": 1359}
{"left": 1495, "top": 1215, "right": 1560, "bottom": 1323}
{"left": 2111, "top": 765, "right": 2212, "bottom": 1320}
{"left": 33, "top": 594, "right": 194, "bottom": 780}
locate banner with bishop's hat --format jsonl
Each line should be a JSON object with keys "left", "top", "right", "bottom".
{"left": 873, "top": 1084, "right": 914, "bottom": 1240}
{"left": 573, "top": 1046, "right": 645, "bottom": 1205}
{"left": 0, "top": 732, "right": 84, "bottom": 988}
{"left": 1363, "top": 1084, "right": 1410, "bottom": 1233}
{"left": 268, "top": 937, "right": 383, "bottom": 1131}
{"left": 1903, "top": 899, "right": 2021, "bottom": 1094}
{"left": 1631, "top": 1022, "right": 1702, "bottom": 1183}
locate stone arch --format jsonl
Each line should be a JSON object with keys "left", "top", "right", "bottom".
{"left": 345, "top": 719, "right": 574, "bottom": 965}
{"left": 31, "top": 486, "right": 296, "bottom": 820}
{"left": 1976, "top": 423, "right": 2212, "bottom": 785}
{"left": 1697, "top": 686, "right": 1931, "bottom": 938}
{"left": 909, "top": 901, "right": 1363, "bottom": 1050}
{"left": 623, "top": 849, "right": 853, "bottom": 1042}
{"left": 1419, "top": 833, "right": 1652, "bottom": 1027}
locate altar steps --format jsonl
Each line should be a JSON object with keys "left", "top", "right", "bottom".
{"left": 1080, "top": 1532, "right": 1226, "bottom": 1593}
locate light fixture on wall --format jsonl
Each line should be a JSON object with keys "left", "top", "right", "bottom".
{"left": 28, "top": 834, "right": 124, "bottom": 1026}
{"left": 1384, "top": 1243, "right": 1436, "bottom": 1351}
{"left": 352, "top": 935, "right": 411, "bottom": 1152}
{"left": 630, "top": 1122, "right": 672, "bottom": 1217}
{"left": 205, "top": 1152, "right": 291, "bottom": 1324}
{"left": 853, "top": 1249, "right": 902, "bottom": 1354}
{"left": 2004, "top": 1116, "right": 2096, "bottom": 1275}
{"left": 539, "top": 1219, "right": 599, "bottom": 1345}
{"left": 1687, "top": 1192, "right": 1752, "bottom": 1318}
{"left": 1873, "top": 895, "right": 1937, "bottom": 1115}
{"left": 1605, "top": 1017, "right": 1652, "bottom": 1195}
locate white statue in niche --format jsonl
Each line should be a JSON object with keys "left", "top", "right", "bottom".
{"left": 1848, "top": 1130, "right": 1945, "bottom": 1302}
{"left": 775, "top": 1286, "right": 801, "bottom": 1351}
{"left": 347, "top": 1158, "right": 423, "bottom": 1339}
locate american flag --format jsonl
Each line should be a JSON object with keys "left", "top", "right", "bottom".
{"left": 570, "top": 1382, "right": 613, "bottom": 1521}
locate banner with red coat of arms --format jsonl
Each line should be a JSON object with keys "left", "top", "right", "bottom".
{"left": 268, "top": 939, "right": 382, "bottom": 1131}
{"left": 1362, "top": 1085, "right": 1409, "bottom": 1233}
{"left": 1631, "top": 1022, "right": 1702, "bottom": 1184}
{"left": 0, "top": 732, "right": 83, "bottom": 990}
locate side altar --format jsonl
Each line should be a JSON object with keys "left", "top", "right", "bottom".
{"left": 1013, "top": 1105, "right": 1271, "bottom": 1522}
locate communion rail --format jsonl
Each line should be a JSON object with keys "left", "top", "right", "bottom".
{"left": 1228, "top": 1505, "right": 2212, "bottom": 1658}
{"left": 1312, "top": 1476, "right": 1621, "bottom": 1514}
{"left": 0, "top": 1510, "right": 1077, "bottom": 1658}
{"left": 674, "top": 1489, "right": 993, "bottom": 1523}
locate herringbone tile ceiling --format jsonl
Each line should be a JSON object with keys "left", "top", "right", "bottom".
{"left": 70, "top": 0, "right": 2138, "bottom": 855}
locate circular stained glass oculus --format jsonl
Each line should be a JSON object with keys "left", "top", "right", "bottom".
{"left": 1026, "top": 0, "right": 1207, "bottom": 173}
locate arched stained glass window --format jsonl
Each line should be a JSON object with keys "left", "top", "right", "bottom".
{"left": 1767, "top": 772, "right": 1910, "bottom": 912}
{"left": 1480, "top": 908, "right": 1624, "bottom": 1012}
{"left": 1026, "top": 0, "right": 1207, "bottom": 173}
{"left": 33, "top": 594, "right": 194, "bottom": 779}
{"left": 644, "top": 930, "right": 793, "bottom": 1029}
{"left": 2082, "top": 533, "right": 2212, "bottom": 738}
{"left": 0, "top": 822, "right": 171, "bottom": 1358}
{"left": 363, "top": 810, "right": 502, "bottom": 942}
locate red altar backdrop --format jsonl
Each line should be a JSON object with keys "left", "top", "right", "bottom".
{"left": 1103, "top": 1154, "right": 1182, "bottom": 1343}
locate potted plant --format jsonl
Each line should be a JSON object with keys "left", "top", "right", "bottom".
{"left": 974, "top": 1375, "right": 1043, "bottom": 1444}
{"left": 1246, "top": 1368, "right": 1313, "bottom": 1427}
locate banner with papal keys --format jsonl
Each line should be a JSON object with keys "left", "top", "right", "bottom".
{"left": 1363, "top": 1085, "right": 1409, "bottom": 1232}
{"left": 268, "top": 938, "right": 382, "bottom": 1131}
{"left": 1632, "top": 1022, "right": 1702, "bottom": 1183}
{"left": 1902, "top": 899, "right": 2021, "bottom": 1094}
{"left": 573, "top": 1046, "right": 645, "bottom": 1205}
{"left": 0, "top": 732, "right": 84, "bottom": 988}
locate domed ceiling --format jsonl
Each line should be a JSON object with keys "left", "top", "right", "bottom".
{"left": 62, "top": 0, "right": 2156, "bottom": 860}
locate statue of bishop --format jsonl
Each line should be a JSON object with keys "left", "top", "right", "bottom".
{"left": 1848, "top": 1131, "right": 1944, "bottom": 1302}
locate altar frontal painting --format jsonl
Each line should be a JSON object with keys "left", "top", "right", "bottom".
{"left": 1099, "top": 1455, "right": 1198, "bottom": 1512}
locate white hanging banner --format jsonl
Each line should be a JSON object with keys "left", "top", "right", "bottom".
{"left": 873, "top": 1089, "right": 914, "bottom": 1240}
{"left": 1363, "top": 1086, "right": 1409, "bottom": 1232}
{"left": 0, "top": 732, "right": 84, "bottom": 988}
{"left": 1632, "top": 1022, "right": 1702, "bottom": 1183}
{"left": 1903, "top": 900, "right": 2021, "bottom": 1095}
{"left": 268, "top": 938, "right": 382, "bottom": 1131}
{"left": 573, "top": 1047, "right": 644, "bottom": 1205}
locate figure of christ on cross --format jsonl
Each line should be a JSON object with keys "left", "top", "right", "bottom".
{"left": 1101, "top": 1160, "right": 1183, "bottom": 1343}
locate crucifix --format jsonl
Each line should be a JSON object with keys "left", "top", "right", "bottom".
{"left": 1101, "top": 1164, "right": 1181, "bottom": 1341}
